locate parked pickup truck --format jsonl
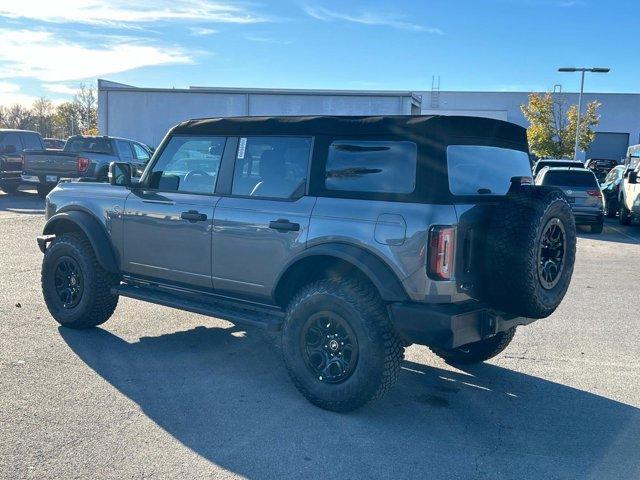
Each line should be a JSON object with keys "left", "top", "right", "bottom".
{"left": 0, "top": 129, "right": 45, "bottom": 194}
{"left": 22, "top": 135, "right": 152, "bottom": 197}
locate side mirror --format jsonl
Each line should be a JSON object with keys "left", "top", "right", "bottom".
{"left": 1, "top": 145, "right": 16, "bottom": 154}
{"left": 628, "top": 171, "right": 638, "bottom": 185}
{"left": 108, "top": 162, "right": 132, "bottom": 187}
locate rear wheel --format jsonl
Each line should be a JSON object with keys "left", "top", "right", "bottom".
{"left": 37, "top": 184, "right": 52, "bottom": 199}
{"left": 282, "top": 279, "right": 404, "bottom": 412}
{"left": 0, "top": 181, "right": 19, "bottom": 194}
{"left": 590, "top": 222, "right": 604, "bottom": 234}
{"left": 604, "top": 196, "right": 618, "bottom": 218}
{"left": 429, "top": 328, "right": 516, "bottom": 365}
{"left": 42, "top": 232, "right": 120, "bottom": 329}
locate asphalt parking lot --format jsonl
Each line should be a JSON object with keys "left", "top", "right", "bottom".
{"left": 1, "top": 188, "right": 639, "bottom": 480}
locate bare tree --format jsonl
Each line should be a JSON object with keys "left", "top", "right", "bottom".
{"left": 0, "top": 105, "right": 6, "bottom": 128}
{"left": 32, "top": 97, "right": 54, "bottom": 138}
{"left": 4, "top": 104, "right": 35, "bottom": 130}
{"left": 74, "top": 83, "right": 98, "bottom": 135}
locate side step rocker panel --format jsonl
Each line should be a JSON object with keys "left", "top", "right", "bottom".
{"left": 112, "top": 284, "right": 284, "bottom": 332}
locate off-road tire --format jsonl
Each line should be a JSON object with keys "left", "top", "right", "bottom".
{"left": 0, "top": 182, "right": 19, "bottom": 194}
{"left": 42, "top": 232, "right": 119, "bottom": 329}
{"left": 619, "top": 201, "right": 632, "bottom": 225}
{"left": 429, "top": 327, "right": 516, "bottom": 365}
{"left": 590, "top": 222, "right": 604, "bottom": 234}
{"left": 282, "top": 279, "right": 404, "bottom": 412}
{"left": 482, "top": 187, "right": 576, "bottom": 319}
{"left": 37, "top": 184, "right": 52, "bottom": 199}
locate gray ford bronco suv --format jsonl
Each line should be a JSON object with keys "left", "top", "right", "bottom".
{"left": 37, "top": 116, "right": 576, "bottom": 412}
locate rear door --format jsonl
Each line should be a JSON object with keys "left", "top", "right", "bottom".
{"left": 212, "top": 136, "right": 314, "bottom": 300}
{"left": 123, "top": 135, "right": 228, "bottom": 289}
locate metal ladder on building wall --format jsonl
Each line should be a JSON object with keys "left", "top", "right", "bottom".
{"left": 430, "top": 76, "right": 441, "bottom": 109}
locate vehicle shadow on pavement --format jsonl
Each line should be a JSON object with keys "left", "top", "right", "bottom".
{"left": 59, "top": 325, "right": 640, "bottom": 480}
{"left": 0, "top": 190, "right": 44, "bottom": 215}
{"left": 575, "top": 220, "right": 640, "bottom": 245}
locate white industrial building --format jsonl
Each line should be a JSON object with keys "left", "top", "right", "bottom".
{"left": 98, "top": 79, "right": 640, "bottom": 161}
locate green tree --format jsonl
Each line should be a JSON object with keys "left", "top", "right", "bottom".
{"left": 52, "top": 101, "right": 80, "bottom": 139}
{"left": 521, "top": 92, "right": 601, "bottom": 159}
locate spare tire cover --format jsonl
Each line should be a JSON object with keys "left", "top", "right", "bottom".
{"left": 482, "top": 186, "right": 576, "bottom": 319}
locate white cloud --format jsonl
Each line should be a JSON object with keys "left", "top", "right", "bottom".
{"left": 0, "top": 0, "right": 266, "bottom": 27}
{"left": 0, "top": 81, "right": 38, "bottom": 107}
{"left": 0, "top": 29, "right": 191, "bottom": 82}
{"left": 43, "top": 84, "right": 80, "bottom": 95}
{"left": 303, "top": 6, "right": 443, "bottom": 34}
{"left": 189, "top": 27, "right": 219, "bottom": 36}
{"left": 245, "top": 35, "right": 291, "bottom": 45}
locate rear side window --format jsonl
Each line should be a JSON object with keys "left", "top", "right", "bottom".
{"left": 447, "top": 145, "right": 532, "bottom": 195}
{"left": 541, "top": 170, "right": 599, "bottom": 187}
{"left": 21, "top": 133, "right": 43, "bottom": 150}
{"left": 66, "top": 137, "right": 113, "bottom": 154}
{"left": 325, "top": 140, "right": 417, "bottom": 194}
{"left": 232, "top": 137, "right": 311, "bottom": 199}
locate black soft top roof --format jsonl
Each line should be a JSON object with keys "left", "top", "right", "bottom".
{"left": 171, "top": 115, "right": 529, "bottom": 204}
{"left": 173, "top": 115, "right": 527, "bottom": 149}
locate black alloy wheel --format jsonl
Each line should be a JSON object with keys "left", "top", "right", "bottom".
{"left": 537, "top": 217, "right": 566, "bottom": 290}
{"left": 53, "top": 256, "right": 84, "bottom": 309}
{"left": 301, "top": 312, "right": 359, "bottom": 384}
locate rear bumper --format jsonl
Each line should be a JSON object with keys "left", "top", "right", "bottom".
{"left": 389, "top": 301, "right": 535, "bottom": 349}
{"left": 0, "top": 171, "right": 21, "bottom": 182}
{"left": 573, "top": 210, "right": 604, "bottom": 225}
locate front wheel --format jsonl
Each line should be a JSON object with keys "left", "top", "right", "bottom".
{"left": 619, "top": 202, "right": 632, "bottom": 225}
{"left": 282, "top": 279, "right": 404, "bottom": 412}
{"left": 429, "top": 328, "right": 516, "bottom": 365}
{"left": 42, "top": 232, "right": 120, "bottom": 329}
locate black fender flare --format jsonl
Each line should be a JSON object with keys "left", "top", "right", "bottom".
{"left": 42, "top": 211, "right": 119, "bottom": 273}
{"left": 273, "top": 243, "right": 409, "bottom": 303}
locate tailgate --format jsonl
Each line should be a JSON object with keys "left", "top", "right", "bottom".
{"left": 23, "top": 151, "right": 78, "bottom": 176}
{"left": 453, "top": 202, "right": 499, "bottom": 299}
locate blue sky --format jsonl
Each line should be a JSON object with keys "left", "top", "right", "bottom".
{"left": 0, "top": 0, "right": 637, "bottom": 106}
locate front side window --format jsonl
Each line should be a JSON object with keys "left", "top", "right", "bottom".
{"left": 232, "top": 137, "right": 311, "bottom": 199}
{"left": 325, "top": 140, "right": 417, "bottom": 194}
{"left": 148, "top": 136, "right": 226, "bottom": 195}
{"left": 116, "top": 140, "right": 134, "bottom": 161}
{"left": 447, "top": 145, "right": 532, "bottom": 195}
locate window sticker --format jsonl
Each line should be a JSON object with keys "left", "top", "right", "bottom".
{"left": 238, "top": 137, "right": 247, "bottom": 159}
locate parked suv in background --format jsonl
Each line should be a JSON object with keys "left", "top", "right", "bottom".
{"left": 22, "top": 135, "right": 152, "bottom": 197}
{"left": 535, "top": 167, "right": 604, "bottom": 233}
{"left": 37, "top": 116, "right": 577, "bottom": 412}
{"left": 601, "top": 165, "right": 625, "bottom": 218}
{"left": 43, "top": 138, "right": 66, "bottom": 150}
{"left": 0, "top": 129, "right": 44, "bottom": 194}
{"left": 532, "top": 158, "right": 584, "bottom": 177}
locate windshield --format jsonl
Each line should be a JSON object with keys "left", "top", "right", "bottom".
{"left": 66, "top": 137, "right": 113, "bottom": 154}
{"left": 447, "top": 145, "right": 532, "bottom": 195}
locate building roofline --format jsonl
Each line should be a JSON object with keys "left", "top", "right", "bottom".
{"left": 97, "top": 79, "right": 422, "bottom": 103}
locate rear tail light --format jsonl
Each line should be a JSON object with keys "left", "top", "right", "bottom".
{"left": 428, "top": 226, "right": 455, "bottom": 281}
{"left": 587, "top": 189, "right": 602, "bottom": 197}
{"left": 77, "top": 156, "right": 90, "bottom": 173}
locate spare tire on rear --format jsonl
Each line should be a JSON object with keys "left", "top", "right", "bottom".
{"left": 482, "top": 186, "right": 576, "bottom": 319}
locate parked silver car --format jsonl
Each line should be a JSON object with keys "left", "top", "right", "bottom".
{"left": 536, "top": 166, "right": 604, "bottom": 233}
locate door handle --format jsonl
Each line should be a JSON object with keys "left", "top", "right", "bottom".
{"left": 269, "top": 218, "right": 300, "bottom": 232}
{"left": 181, "top": 210, "right": 208, "bottom": 222}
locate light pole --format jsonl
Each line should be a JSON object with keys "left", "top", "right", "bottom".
{"left": 558, "top": 67, "right": 610, "bottom": 160}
